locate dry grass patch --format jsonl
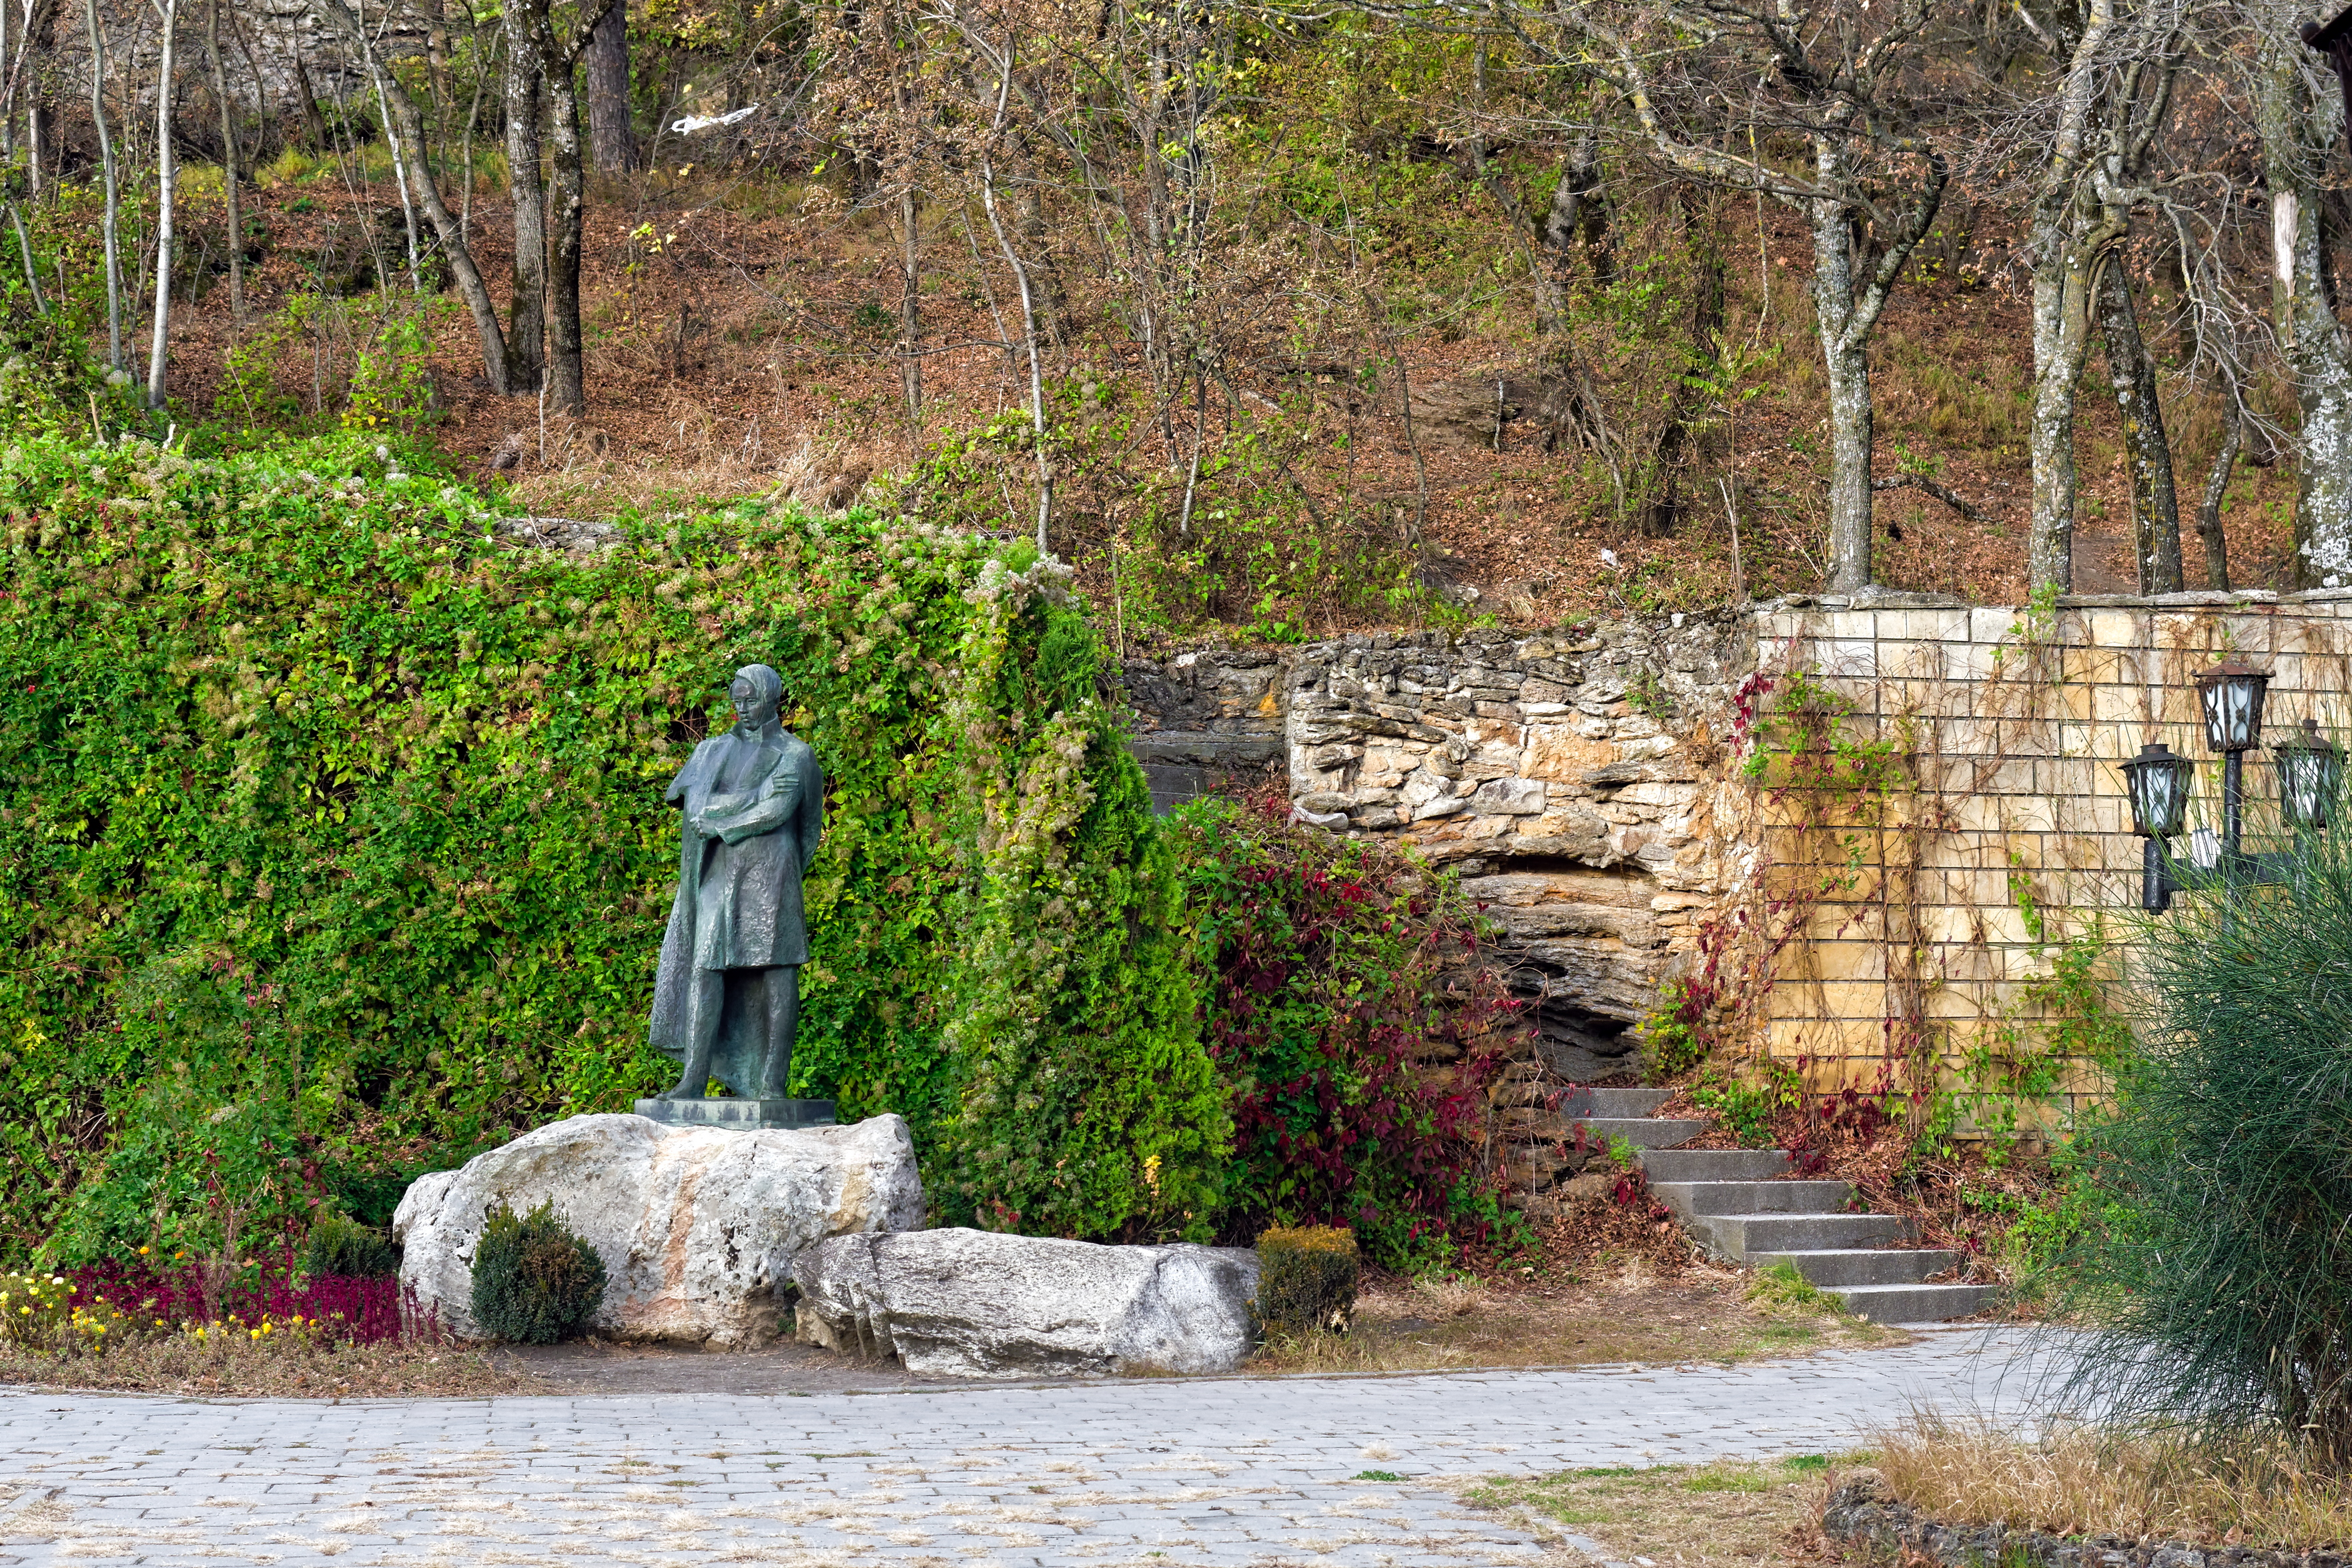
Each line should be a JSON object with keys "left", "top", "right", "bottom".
{"left": 0, "top": 1334, "right": 540, "bottom": 1399}
{"left": 1248, "top": 1265, "right": 1898, "bottom": 1375}
{"left": 1870, "top": 1419, "right": 2352, "bottom": 1551}
{"left": 1465, "top": 1455, "right": 1838, "bottom": 1567}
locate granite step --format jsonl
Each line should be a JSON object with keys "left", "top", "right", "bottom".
{"left": 1649, "top": 1179, "right": 1853, "bottom": 1216}
{"left": 1637, "top": 1148, "right": 1792, "bottom": 1182}
{"left": 1747, "top": 1248, "right": 1961, "bottom": 1287}
{"left": 1566, "top": 1116, "right": 1710, "bottom": 1149}
{"left": 1685, "top": 1211, "right": 1910, "bottom": 1254}
{"left": 1824, "top": 1282, "right": 1996, "bottom": 1323}
{"left": 1557, "top": 1087, "right": 1676, "bottom": 1119}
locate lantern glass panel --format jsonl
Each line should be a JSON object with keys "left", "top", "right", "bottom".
{"left": 2275, "top": 719, "right": 2344, "bottom": 831}
{"left": 2199, "top": 663, "right": 2271, "bottom": 752}
{"left": 2122, "top": 743, "right": 2193, "bottom": 837}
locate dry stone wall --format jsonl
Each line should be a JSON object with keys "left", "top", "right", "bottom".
{"left": 1122, "top": 619, "right": 1751, "bottom": 1085}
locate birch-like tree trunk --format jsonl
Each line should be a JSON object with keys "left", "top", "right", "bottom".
{"left": 83, "top": 0, "right": 123, "bottom": 371}
{"left": 2257, "top": 32, "right": 2352, "bottom": 588}
{"left": 310, "top": 0, "right": 512, "bottom": 391}
{"left": 144, "top": 0, "right": 177, "bottom": 410}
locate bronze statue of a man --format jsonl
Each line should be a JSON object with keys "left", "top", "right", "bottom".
{"left": 647, "top": 664, "right": 824, "bottom": 1101}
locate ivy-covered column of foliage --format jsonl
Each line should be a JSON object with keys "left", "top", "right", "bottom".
{"left": 920, "top": 549, "right": 1229, "bottom": 1240}
{"left": 0, "top": 432, "right": 1224, "bottom": 1261}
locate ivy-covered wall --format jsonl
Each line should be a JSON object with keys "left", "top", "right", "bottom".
{"left": 0, "top": 431, "right": 1224, "bottom": 1260}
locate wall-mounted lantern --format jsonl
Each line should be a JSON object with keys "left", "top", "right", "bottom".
{"left": 2119, "top": 664, "right": 2329, "bottom": 915}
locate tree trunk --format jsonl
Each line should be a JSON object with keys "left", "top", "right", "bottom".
{"left": 2258, "top": 35, "right": 2352, "bottom": 589}
{"left": 1647, "top": 193, "right": 1725, "bottom": 537}
{"left": 1542, "top": 130, "right": 1613, "bottom": 289}
{"left": 542, "top": 22, "right": 587, "bottom": 416}
{"left": 84, "top": 0, "right": 123, "bottom": 371}
{"left": 145, "top": 0, "right": 178, "bottom": 410}
{"left": 2097, "top": 258, "right": 2183, "bottom": 593}
{"left": 1812, "top": 198, "right": 1874, "bottom": 593}
{"left": 204, "top": 0, "right": 240, "bottom": 328}
{"left": 504, "top": 7, "right": 548, "bottom": 395}
{"left": 2022, "top": 0, "right": 2117, "bottom": 598}
{"left": 2026, "top": 228, "right": 2100, "bottom": 596}
{"left": 585, "top": 0, "right": 637, "bottom": 173}
{"left": 292, "top": 55, "right": 329, "bottom": 150}
{"left": 2195, "top": 401, "right": 2239, "bottom": 591}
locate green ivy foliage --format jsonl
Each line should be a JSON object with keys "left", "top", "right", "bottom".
{"left": 0, "top": 430, "right": 1226, "bottom": 1261}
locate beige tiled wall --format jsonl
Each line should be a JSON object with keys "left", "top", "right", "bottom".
{"left": 1749, "top": 591, "right": 2352, "bottom": 1131}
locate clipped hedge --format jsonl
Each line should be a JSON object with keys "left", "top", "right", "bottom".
{"left": 1254, "top": 1224, "right": 1359, "bottom": 1335}
{"left": 470, "top": 1201, "right": 606, "bottom": 1344}
{"left": 0, "top": 431, "right": 1226, "bottom": 1261}
{"left": 300, "top": 1210, "right": 401, "bottom": 1280}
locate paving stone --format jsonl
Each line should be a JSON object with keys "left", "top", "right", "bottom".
{"left": 0, "top": 1328, "right": 2076, "bottom": 1567}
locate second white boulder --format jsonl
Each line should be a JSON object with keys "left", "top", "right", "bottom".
{"left": 792, "top": 1227, "right": 1260, "bottom": 1377}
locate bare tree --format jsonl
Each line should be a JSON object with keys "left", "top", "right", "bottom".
{"left": 310, "top": 0, "right": 515, "bottom": 390}
{"left": 505, "top": 4, "right": 548, "bottom": 394}
{"left": 1505, "top": 0, "right": 1956, "bottom": 593}
{"left": 83, "top": 0, "right": 123, "bottom": 370}
{"left": 533, "top": 0, "right": 613, "bottom": 416}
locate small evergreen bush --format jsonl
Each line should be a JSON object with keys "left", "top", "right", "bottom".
{"left": 1254, "top": 1224, "right": 1359, "bottom": 1336}
{"left": 301, "top": 1210, "right": 401, "bottom": 1279}
{"left": 469, "top": 1202, "right": 606, "bottom": 1344}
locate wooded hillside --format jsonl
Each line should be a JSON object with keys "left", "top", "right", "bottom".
{"left": 0, "top": 0, "right": 2337, "bottom": 631}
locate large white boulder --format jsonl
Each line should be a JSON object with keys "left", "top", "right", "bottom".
{"left": 791, "top": 1227, "right": 1260, "bottom": 1378}
{"left": 394, "top": 1112, "right": 923, "bottom": 1347}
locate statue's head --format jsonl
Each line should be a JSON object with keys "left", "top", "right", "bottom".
{"left": 729, "top": 664, "right": 783, "bottom": 729}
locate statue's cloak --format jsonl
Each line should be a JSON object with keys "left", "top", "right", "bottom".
{"left": 647, "top": 724, "right": 824, "bottom": 1090}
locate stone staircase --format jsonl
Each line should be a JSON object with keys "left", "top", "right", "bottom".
{"left": 1563, "top": 1088, "right": 1994, "bottom": 1324}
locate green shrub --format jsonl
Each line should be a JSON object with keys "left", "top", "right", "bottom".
{"left": 469, "top": 1202, "right": 605, "bottom": 1344}
{"left": 1172, "top": 795, "right": 1521, "bottom": 1268}
{"left": 301, "top": 1210, "right": 400, "bottom": 1279}
{"left": 1253, "top": 1224, "right": 1359, "bottom": 1335}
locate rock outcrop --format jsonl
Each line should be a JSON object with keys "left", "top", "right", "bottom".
{"left": 394, "top": 1112, "right": 923, "bottom": 1346}
{"left": 792, "top": 1228, "right": 1260, "bottom": 1378}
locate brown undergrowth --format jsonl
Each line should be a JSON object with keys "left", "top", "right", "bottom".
{"left": 1866, "top": 1421, "right": 2352, "bottom": 1550}
{"left": 0, "top": 1334, "right": 538, "bottom": 1399}
{"left": 143, "top": 153, "right": 2306, "bottom": 637}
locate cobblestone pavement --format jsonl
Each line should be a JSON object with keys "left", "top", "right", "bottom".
{"left": 0, "top": 1326, "right": 2073, "bottom": 1568}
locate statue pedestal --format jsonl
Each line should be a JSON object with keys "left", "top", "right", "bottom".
{"left": 633, "top": 1098, "right": 838, "bottom": 1130}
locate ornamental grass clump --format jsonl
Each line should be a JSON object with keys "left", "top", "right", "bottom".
{"left": 470, "top": 1202, "right": 606, "bottom": 1345}
{"left": 2060, "top": 792, "right": 2352, "bottom": 1471}
{"left": 1254, "top": 1225, "right": 1360, "bottom": 1336}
